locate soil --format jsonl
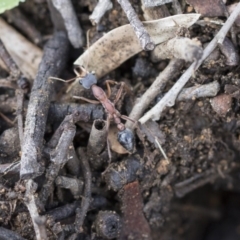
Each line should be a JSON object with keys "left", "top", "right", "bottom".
{"left": 1, "top": 0, "right": 240, "bottom": 240}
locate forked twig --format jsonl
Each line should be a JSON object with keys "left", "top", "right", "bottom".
{"left": 117, "top": 0, "right": 155, "bottom": 51}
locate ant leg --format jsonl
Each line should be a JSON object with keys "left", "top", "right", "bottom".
{"left": 114, "top": 82, "right": 125, "bottom": 104}
{"left": 120, "top": 114, "right": 135, "bottom": 123}
{"left": 106, "top": 116, "right": 112, "bottom": 162}
{"left": 73, "top": 96, "right": 100, "bottom": 104}
{"left": 105, "top": 80, "right": 125, "bottom": 104}
{"left": 48, "top": 76, "right": 77, "bottom": 83}
{"left": 105, "top": 80, "right": 117, "bottom": 98}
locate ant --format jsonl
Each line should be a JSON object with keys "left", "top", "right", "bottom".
{"left": 51, "top": 65, "right": 135, "bottom": 160}
{"left": 73, "top": 66, "right": 135, "bottom": 159}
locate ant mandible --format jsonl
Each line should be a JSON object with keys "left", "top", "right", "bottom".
{"left": 72, "top": 66, "right": 135, "bottom": 160}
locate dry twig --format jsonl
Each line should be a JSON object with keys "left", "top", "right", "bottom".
{"left": 117, "top": 0, "right": 155, "bottom": 51}
{"left": 39, "top": 119, "right": 76, "bottom": 205}
{"left": 16, "top": 89, "right": 24, "bottom": 147}
{"left": 20, "top": 31, "right": 69, "bottom": 179}
{"left": 24, "top": 180, "right": 48, "bottom": 240}
{"left": 75, "top": 148, "right": 92, "bottom": 233}
{"left": 89, "top": 0, "right": 113, "bottom": 25}
{"left": 47, "top": 0, "right": 84, "bottom": 48}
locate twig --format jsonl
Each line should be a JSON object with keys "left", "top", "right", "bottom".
{"left": 172, "top": 0, "right": 182, "bottom": 14}
{"left": 47, "top": 0, "right": 84, "bottom": 48}
{"left": 155, "top": 137, "right": 169, "bottom": 163}
{"left": 117, "top": 0, "right": 155, "bottom": 51}
{"left": 0, "top": 78, "right": 18, "bottom": 89}
{"left": 75, "top": 148, "right": 92, "bottom": 233}
{"left": 176, "top": 81, "right": 220, "bottom": 101}
{"left": 139, "top": 2, "right": 240, "bottom": 123}
{"left": 126, "top": 59, "right": 184, "bottom": 128}
{"left": 47, "top": 201, "right": 80, "bottom": 222}
{"left": 0, "top": 226, "right": 26, "bottom": 240}
{"left": 142, "top": 0, "right": 172, "bottom": 7}
{"left": 4, "top": 8, "right": 42, "bottom": 45}
{"left": 20, "top": 31, "right": 69, "bottom": 179}
{"left": 16, "top": 89, "right": 24, "bottom": 148}
{"left": 39, "top": 120, "right": 76, "bottom": 205}
{"left": 0, "top": 112, "right": 15, "bottom": 126}
{"left": 46, "top": 112, "right": 83, "bottom": 151}
{"left": 89, "top": 0, "right": 113, "bottom": 25}
{"left": 55, "top": 176, "right": 83, "bottom": 199}
{"left": 66, "top": 144, "right": 81, "bottom": 176}
{"left": 48, "top": 103, "right": 104, "bottom": 125}
{"left": 24, "top": 180, "right": 48, "bottom": 240}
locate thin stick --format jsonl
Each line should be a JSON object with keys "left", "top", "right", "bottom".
{"left": 117, "top": 0, "right": 155, "bottom": 51}
{"left": 176, "top": 80, "right": 220, "bottom": 101}
{"left": 0, "top": 78, "right": 18, "bottom": 89}
{"left": 39, "top": 120, "right": 76, "bottom": 205}
{"left": 155, "top": 137, "right": 169, "bottom": 163}
{"left": 24, "top": 180, "right": 48, "bottom": 240}
{"left": 16, "top": 89, "right": 24, "bottom": 148}
{"left": 20, "top": 31, "right": 69, "bottom": 179}
{"left": 89, "top": 0, "right": 113, "bottom": 25}
{"left": 47, "top": 0, "right": 84, "bottom": 48}
{"left": 139, "top": 2, "right": 240, "bottom": 123}
{"left": 75, "top": 148, "right": 92, "bottom": 233}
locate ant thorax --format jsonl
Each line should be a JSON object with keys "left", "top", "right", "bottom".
{"left": 79, "top": 72, "right": 97, "bottom": 89}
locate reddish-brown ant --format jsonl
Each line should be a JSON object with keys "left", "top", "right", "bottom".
{"left": 51, "top": 66, "right": 135, "bottom": 159}
{"left": 73, "top": 66, "right": 135, "bottom": 159}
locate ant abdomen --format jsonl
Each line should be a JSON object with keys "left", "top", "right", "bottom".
{"left": 117, "top": 128, "right": 135, "bottom": 153}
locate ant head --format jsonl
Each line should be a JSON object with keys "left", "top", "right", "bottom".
{"left": 74, "top": 65, "right": 97, "bottom": 89}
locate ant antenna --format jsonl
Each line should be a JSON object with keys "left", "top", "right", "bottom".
{"left": 49, "top": 76, "right": 78, "bottom": 83}
{"left": 84, "top": 28, "right": 92, "bottom": 73}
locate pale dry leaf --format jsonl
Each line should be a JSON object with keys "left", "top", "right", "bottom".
{"left": 74, "top": 14, "right": 200, "bottom": 78}
{"left": 0, "top": 17, "right": 43, "bottom": 80}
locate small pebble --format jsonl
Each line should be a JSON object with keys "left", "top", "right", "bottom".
{"left": 210, "top": 94, "right": 232, "bottom": 116}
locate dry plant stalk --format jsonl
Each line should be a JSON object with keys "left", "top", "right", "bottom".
{"left": 49, "top": 0, "right": 84, "bottom": 48}
{"left": 117, "top": 0, "right": 155, "bottom": 51}
{"left": 89, "top": 0, "right": 113, "bottom": 25}
{"left": 24, "top": 180, "right": 48, "bottom": 240}
{"left": 20, "top": 32, "right": 69, "bottom": 179}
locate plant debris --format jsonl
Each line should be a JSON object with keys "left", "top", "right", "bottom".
{"left": 1, "top": 0, "right": 240, "bottom": 239}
